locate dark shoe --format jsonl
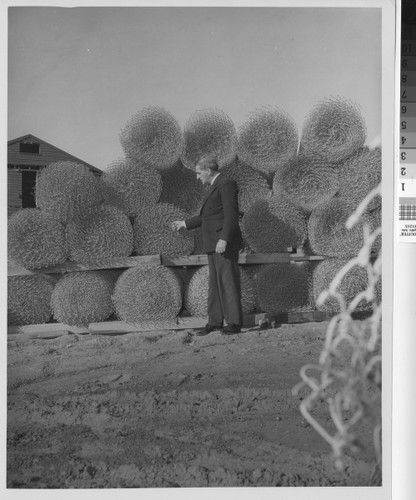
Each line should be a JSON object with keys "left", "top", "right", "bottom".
{"left": 222, "top": 324, "right": 242, "bottom": 335}
{"left": 195, "top": 324, "right": 221, "bottom": 336}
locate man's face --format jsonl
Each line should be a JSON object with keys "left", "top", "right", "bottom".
{"left": 195, "top": 165, "right": 211, "bottom": 185}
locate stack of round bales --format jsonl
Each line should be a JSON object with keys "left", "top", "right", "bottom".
{"left": 11, "top": 100, "right": 379, "bottom": 327}
{"left": 8, "top": 274, "right": 57, "bottom": 326}
{"left": 312, "top": 259, "right": 380, "bottom": 314}
{"left": 9, "top": 160, "right": 103, "bottom": 271}
{"left": 242, "top": 196, "right": 308, "bottom": 253}
{"left": 221, "top": 158, "right": 271, "bottom": 213}
{"left": 273, "top": 154, "right": 340, "bottom": 213}
{"left": 101, "top": 157, "right": 162, "bottom": 217}
{"left": 299, "top": 96, "right": 367, "bottom": 163}
{"left": 183, "top": 266, "right": 257, "bottom": 316}
{"left": 35, "top": 161, "right": 102, "bottom": 224}
{"left": 119, "top": 105, "right": 183, "bottom": 170}
{"left": 8, "top": 208, "right": 67, "bottom": 269}
{"left": 133, "top": 203, "right": 195, "bottom": 256}
{"left": 66, "top": 205, "right": 134, "bottom": 261}
{"left": 181, "top": 108, "right": 237, "bottom": 169}
{"left": 51, "top": 271, "right": 120, "bottom": 326}
{"left": 112, "top": 265, "right": 183, "bottom": 323}
{"left": 237, "top": 106, "right": 299, "bottom": 178}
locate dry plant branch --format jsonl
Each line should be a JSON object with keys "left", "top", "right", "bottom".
{"left": 293, "top": 183, "right": 382, "bottom": 483}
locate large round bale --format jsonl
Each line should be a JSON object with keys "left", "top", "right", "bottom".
{"left": 119, "top": 106, "right": 183, "bottom": 169}
{"left": 8, "top": 208, "right": 67, "bottom": 269}
{"left": 35, "top": 161, "right": 102, "bottom": 224}
{"left": 181, "top": 108, "right": 237, "bottom": 169}
{"left": 299, "top": 97, "right": 367, "bottom": 163}
{"left": 66, "top": 205, "right": 134, "bottom": 262}
{"left": 336, "top": 147, "right": 381, "bottom": 211}
{"left": 159, "top": 159, "right": 205, "bottom": 215}
{"left": 51, "top": 271, "right": 120, "bottom": 326}
{"left": 237, "top": 106, "right": 299, "bottom": 175}
{"left": 112, "top": 266, "right": 183, "bottom": 323}
{"left": 273, "top": 154, "right": 340, "bottom": 212}
{"left": 8, "top": 275, "right": 56, "bottom": 326}
{"left": 101, "top": 157, "right": 162, "bottom": 217}
{"left": 242, "top": 197, "right": 308, "bottom": 253}
{"left": 184, "top": 266, "right": 257, "bottom": 316}
{"left": 256, "top": 263, "right": 311, "bottom": 314}
{"left": 312, "top": 259, "right": 377, "bottom": 313}
{"left": 308, "top": 198, "right": 374, "bottom": 258}
{"left": 133, "top": 203, "right": 194, "bottom": 256}
{"left": 221, "top": 158, "right": 271, "bottom": 213}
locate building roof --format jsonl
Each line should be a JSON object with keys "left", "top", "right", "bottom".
{"left": 8, "top": 134, "right": 102, "bottom": 174}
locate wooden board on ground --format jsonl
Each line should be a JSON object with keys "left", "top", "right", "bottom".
{"left": 7, "top": 323, "right": 89, "bottom": 341}
{"left": 162, "top": 253, "right": 290, "bottom": 267}
{"left": 89, "top": 318, "right": 206, "bottom": 335}
{"left": 7, "top": 311, "right": 336, "bottom": 340}
{"left": 8, "top": 255, "right": 162, "bottom": 276}
{"left": 88, "top": 313, "right": 271, "bottom": 335}
{"left": 272, "top": 310, "right": 332, "bottom": 324}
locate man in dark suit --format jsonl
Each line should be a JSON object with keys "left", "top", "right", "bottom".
{"left": 172, "top": 155, "right": 243, "bottom": 335}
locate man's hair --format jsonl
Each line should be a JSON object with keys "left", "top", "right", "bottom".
{"left": 197, "top": 155, "right": 219, "bottom": 172}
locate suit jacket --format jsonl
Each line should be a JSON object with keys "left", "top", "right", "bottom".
{"left": 185, "top": 173, "right": 242, "bottom": 259}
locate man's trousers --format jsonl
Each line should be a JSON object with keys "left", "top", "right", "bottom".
{"left": 207, "top": 252, "right": 243, "bottom": 327}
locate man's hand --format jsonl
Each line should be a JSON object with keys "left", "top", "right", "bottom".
{"left": 171, "top": 220, "right": 186, "bottom": 231}
{"left": 216, "top": 239, "right": 227, "bottom": 254}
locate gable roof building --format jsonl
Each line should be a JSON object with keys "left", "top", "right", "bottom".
{"left": 8, "top": 134, "right": 102, "bottom": 217}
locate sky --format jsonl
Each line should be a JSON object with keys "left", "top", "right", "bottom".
{"left": 7, "top": 5, "right": 382, "bottom": 171}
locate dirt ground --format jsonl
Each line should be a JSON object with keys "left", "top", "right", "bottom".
{"left": 7, "top": 320, "right": 378, "bottom": 488}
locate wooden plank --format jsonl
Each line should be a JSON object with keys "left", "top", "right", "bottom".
{"left": 162, "top": 253, "right": 290, "bottom": 267}
{"left": 8, "top": 324, "right": 89, "bottom": 334}
{"left": 88, "top": 318, "right": 207, "bottom": 335}
{"left": 8, "top": 324, "right": 89, "bottom": 338}
{"left": 8, "top": 255, "right": 162, "bottom": 276}
{"left": 161, "top": 255, "right": 208, "bottom": 266}
{"left": 272, "top": 310, "right": 332, "bottom": 324}
{"left": 88, "top": 313, "right": 271, "bottom": 335}
{"left": 7, "top": 310, "right": 334, "bottom": 340}
{"left": 8, "top": 330, "right": 71, "bottom": 341}
{"left": 237, "top": 253, "right": 290, "bottom": 264}
{"left": 7, "top": 252, "right": 324, "bottom": 275}
{"left": 290, "top": 254, "right": 325, "bottom": 262}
